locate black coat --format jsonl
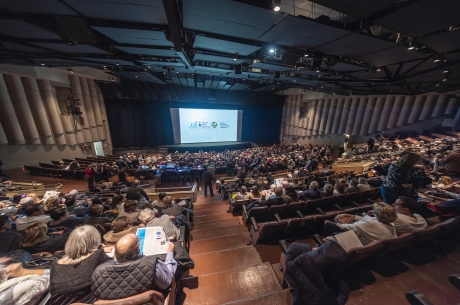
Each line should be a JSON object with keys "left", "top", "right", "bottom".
{"left": 201, "top": 171, "right": 216, "bottom": 184}
{"left": 285, "top": 241, "right": 349, "bottom": 305}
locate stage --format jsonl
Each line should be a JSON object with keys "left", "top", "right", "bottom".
{"left": 332, "top": 160, "right": 377, "bottom": 174}
{"left": 159, "top": 141, "right": 253, "bottom": 153}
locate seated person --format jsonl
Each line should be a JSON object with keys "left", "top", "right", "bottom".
{"left": 49, "top": 207, "right": 85, "bottom": 229}
{"left": 333, "top": 183, "right": 346, "bottom": 196}
{"left": 299, "top": 181, "right": 322, "bottom": 201}
{"left": 247, "top": 186, "right": 286, "bottom": 211}
{"left": 103, "top": 216, "right": 138, "bottom": 244}
{"left": 0, "top": 215, "right": 20, "bottom": 253}
{"left": 91, "top": 234, "right": 176, "bottom": 300}
{"left": 83, "top": 203, "right": 113, "bottom": 226}
{"left": 308, "top": 171, "right": 325, "bottom": 189}
{"left": 16, "top": 204, "right": 51, "bottom": 231}
{"left": 160, "top": 196, "right": 184, "bottom": 217}
{"left": 392, "top": 196, "right": 427, "bottom": 235}
{"left": 43, "top": 196, "right": 63, "bottom": 213}
{"left": 325, "top": 202, "right": 397, "bottom": 246}
{"left": 321, "top": 184, "right": 334, "bottom": 197}
{"left": 345, "top": 178, "right": 361, "bottom": 193}
{"left": 357, "top": 177, "right": 372, "bottom": 192}
{"left": 284, "top": 185, "right": 298, "bottom": 203}
{"left": 20, "top": 222, "right": 72, "bottom": 254}
{"left": 118, "top": 200, "right": 141, "bottom": 224}
{"left": 126, "top": 180, "right": 150, "bottom": 201}
{"left": 64, "top": 197, "right": 88, "bottom": 217}
{"left": 248, "top": 185, "right": 263, "bottom": 201}
{"left": 138, "top": 208, "right": 180, "bottom": 239}
{"left": 235, "top": 186, "right": 250, "bottom": 200}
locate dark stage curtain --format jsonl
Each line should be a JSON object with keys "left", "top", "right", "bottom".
{"left": 104, "top": 99, "right": 282, "bottom": 148}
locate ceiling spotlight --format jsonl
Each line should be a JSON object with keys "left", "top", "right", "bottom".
{"left": 273, "top": 0, "right": 281, "bottom": 11}
{"left": 442, "top": 75, "right": 448, "bottom": 81}
{"left": 269, "top": 49, "right": 275, "bottom": 53}
{"left": 433, "top": 54, "right": 443, "bottom": 63}
{"left": 316, "top": 67, "right": 320, "bottom": 72}
{"left": 116, "top": 63, "right": 119, "bottom": 66}
{"left": 407, "top": 41, "right": 415, "bottom": 50}
{"left": 233, "top": 54, "right": 237, "bottom": 61}
{"left": 435, "top": 83, "right": 440, "bottom": 86}
{"left": 443, "top": 68, "right": 450, "bottom": 74}
{"left": 40, "top": 62, "right": 45, "bottom": 66}
{"left": 135, "top": 75, "right": 138, "bottom": 78}
{"left": 376, "top": 67, "right": 382, "bottom": 72}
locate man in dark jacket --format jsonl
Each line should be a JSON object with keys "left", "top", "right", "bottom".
{"left": 201, "top": 167, "right": 216, "bottom": 197}
{"left": 285, "top": 241, "right": 349, "bottom": 305}
{"left": 126, "top": 180, "right": 149, "bottom": 201}
{"left": 299, "top": 181, "right": 322, "bottom": 201}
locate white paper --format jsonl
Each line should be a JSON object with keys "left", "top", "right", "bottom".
{"left": 335, "top": 230, "right": 363, "bottom": 251}
{"left": 137, "top": 226, "right": 170, "bottom": 256}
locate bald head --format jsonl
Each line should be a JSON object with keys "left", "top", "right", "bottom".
{"left": 134, "top": 180, "right": 140, "bottom": 186}
{"left": 115, "top": 233, "right": 140, "bottom": 263}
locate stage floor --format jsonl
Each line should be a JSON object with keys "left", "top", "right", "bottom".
{"left": 160, "top": 141, "right": 252, "bottom": 153}
{"left": 332, "top": 160, "right": 377, "bottom": 173}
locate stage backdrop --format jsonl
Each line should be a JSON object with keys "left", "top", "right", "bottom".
{"left": 104, "top": 99, "right": 282, "bottom": 148}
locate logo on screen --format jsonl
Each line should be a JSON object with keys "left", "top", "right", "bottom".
{"left": 220, "top": 122, "right": 230, "bottom": 128}
{"left": 189, "top": 121, "right": 199, "bottom": 129}
{"left": 211, "top": 122, "right": 218, "bottom": 128}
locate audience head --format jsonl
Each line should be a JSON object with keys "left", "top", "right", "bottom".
{"left": 159, "top": 192, "right": 167, "bottom": 201}
{"left": 334, "top": 183, "right": 346, "bottom": 194}
{"left": 358, "top": 177, "right": 368, "bottom": 185}
{"left": 68, "top": 189, "right": 79, "bottom": 197}
{"left": 92, "top": 197, "right": 103, "bottom": 206}
{"left": 133, "top": 180, "right": 140, "bottom": 186}
{"left": 0, "top": 215, "right": 11, "bottom": 231}
{"left": 115, "top": 233, "right": 140, "bottom": 263}
{"left": 394, "top": 196, "right": 418, "bottom": 215}
{"left": 27, "top": 193, "right": 42, "bottom": 204}
{"left": 111, "top": 216, "right": 131, "bottom": 233}
{"left": 20, "top": 222, "right": 48, "bottom": 247}
{"left": 25, "top": 204, "right": 43, "bottom": 217}
{"left": 89, "top": 204, "right": 104, "bottom": 217}
{"left": 349, "top": 178, "right": 358, "bottom": 187}
{"left": 19, "top": 196, "right": 34, "bottom": 208}
{"left": 274, "top": 186, "right": 284, "bottom": 197}
{"left": 310, "top": 181, "right": 319, "bottom": 190}
{"left": 138, "top": 208, "right": 155, "bottom": 224}
{"left": 111, "top": 195, "right": 125, "bottom": 210}
{"left": 397, "top": 152, "right": 421, "bottom": 167}
{"left": 64, "top": 197, "right": 76, "bottom": 207}
{"left": 124, "top": 201, "right": 138, "bottom": 213}
{"left": 439, "top": 176, "right": 452, "bottom": 185}
{"left": 323, "top": 184, "right": 334, "bottom": 195}
{"left": 240, "top": 186, "right": 247, "bottom": 194}
{"left": 285, "top": 186, "right": 297, "bottom": 198}
{"left": 373, "top": 202, "right": 398, "bottom": 223}
{"left": 50, "top": 207, "right": 67, "bottom": 221}
{"left": 251, "top": 185, "right": 260, "bottom": 196}
{"left": 63, "top": 226, "right": 101, "bottom": 265}
{"left": 163, "top": 196, "right": 173, "bottom": 207}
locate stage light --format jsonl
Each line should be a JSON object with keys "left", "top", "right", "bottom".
{"left": 443, "top": 68, "right": 450, "bottom": 74}
{"left": 435, "top": 83, "right": 440, "bottom": 86}
{"left": 433, "top": 54, "right": 443, "bottom": 63}
{"left": 316, "top": 67, "right": 320, "bottom": 72}
{"left": 40, "top": 62, "right": 45, "bottom": 66}
{"left": 269, "top": 49, "right": 275, "bottom": 53}
{"left": 376, "top": 67, "right": 382, "bottom": 72}
{"left": 408, "top": 41, "right": 415, "bottom": 50}
{"left": 116, "top": 63, "right": 119, "bottom": 66}
{"left": 442, "top": 76, "right": 448, "bottom": 81}
{"left": 135, "top": 75, "right": 138, "bottom": 78}
{"left": 233, "top": 54, "right": 237, "bottom": 61}
{"left": 273, "top": 0, "right": 281, "bottom": 11}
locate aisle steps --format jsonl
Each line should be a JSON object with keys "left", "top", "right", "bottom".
{"left": 189, "top": 233, "right": 252, "bottom": 255}
{"left": 220, "top": 289, "right": 292, "bottom": 305}
{"left": 192, "top": 218, "right": 240, "bottom": 230}
{"left": 191, "top": 225, "right": 249, "bottom": 240}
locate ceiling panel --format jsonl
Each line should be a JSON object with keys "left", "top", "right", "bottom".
{"left": 193, "top": 36, "right": 260, "bottom": 56}
{"left": 310, "top": 0, "right": 397, "bottom": 19}
{"left": 91, "top": 27, "right": 172, "bottom": 47}
{"left": 258, "top": 15, "right": 350, "bottom": 48}
{"left": 183, "top": 0, "right": 281, "bottom": 39}
{"left": 2, "top": 42, "right": 52, "bottom": 53}
{"left": 115, "top": 47, "right": 178, "bottom": 57}
{"left": 0, "top": 0, "right": 79, "bottom": 15}
{"left": 374, "top": 0, "right": 460, "bottom": 37}
{"left": 249, "top": 62, "right": 294, "bottom": 71}
{"left": 0, "top": 20, "right": 61, "bottom": 39}
{"left": 62, "top": 0, "right": 167, "bottom": 24}
{"left": 193, "top": 54, "right": 245, "bottom": 65}
{"left": 418, "top": 29, "right": 460, "bottom": 53}
{"left": 115, "top": 71, "right": 165, "bottom": 84}
{"left": 31, "top": 43, "right": 111, "bottom": 54}
{"left": 193, "top": 66, "right": 234, "bottom": 74}
{"left": 138, "top": 60, "right": 185, "bottom": 67}
{"left": 77, "top": 58, "right": 136, "bottom": 66}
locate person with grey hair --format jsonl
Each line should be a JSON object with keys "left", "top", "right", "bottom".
{"left": 357, "top": 177, "right": 372, "bottom": 192}
{"left": 138, "top": 208, "right": 180, "bottom": 238}
{"left": 299, "top": 181, "right": 322, "bottom": 201}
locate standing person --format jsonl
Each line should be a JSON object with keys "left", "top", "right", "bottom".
{"left": 85, "top": 164, "right": 96, "bottom": 190}
{"left": 368, "top": 137, "right": 375, "bottom": 151}
{"left": 201, "top": 167, "right": 216, "bottom": 197}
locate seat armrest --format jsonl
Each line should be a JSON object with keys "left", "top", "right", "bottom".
{"left": 317, "top": 207, "right": 326, "bottom": 215}
{"left": 313, "top": 234, "right": 324, "bottom": 246}
{"left": 242, "top": 205, "right": 247, "bottom": 214}
{"left": 449, "top": 274, "right": 460, "bottom": 291}
{"left": 405, "top": 290, "right": 435, "bottom": 305}
{"left": 335, "top": 204, "right": 345, "bottom": 211}
{"left": 274, "top": 213, "right": 282, "bottom": 222}
{"left": 250, "top": 217, "right": 259, "bottom": 231}
{"left": 296, "top": 210, "right": 305, "bottom": 218}
{"left": 352, "top": 201, "right": 360, "bottom": 207}
{"left": 279, "top": 240, "right": 288, "bottom": 254}
{"left": 366, "top": 198, "right": 375, "bottom": 204}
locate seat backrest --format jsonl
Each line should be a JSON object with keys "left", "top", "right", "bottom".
{"left": 335, "top": 194, "right": 353, "bottom": 207}
{"left": 258, "top": 221, "right": 288, "bottom": 243}
{"left": 93, "top": 290, "right": 164, "bottom": 305}
{"left": 248, "top": 206, "right": 269, "bottom": 218}
{"left": 287, "top": 217, "right": 314, "bottom": 234}
{"left": 411, "top": 225, "right": 441, "bottom": 245}
{"left": 436, "top": 217, "right": 460, "bottom": 237}
{"left": 320, "top": 196, "right": 336, "bottom": 209}
{"left": 347, "top": 239, "right": 387, "bottom": 267}
{"left": 269, "top": 204, "right": 288, "bottom": 215}
{"left": 384, "top": 233, "right": 414, "bottom": 253}
{"left": 303, "top": 199, "right": 323, "bottom": 214}
{"left": 287, "top": 201, "right": 304, "bottom": 213}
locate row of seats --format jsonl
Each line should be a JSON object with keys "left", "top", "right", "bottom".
{"left": 247, "top": 189, "right": 381, "bottom": 244}
{"left": 24, "top": 165, "right": 86, "bottom": 179}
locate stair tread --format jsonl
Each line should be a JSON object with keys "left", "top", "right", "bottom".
{"left": 221, "top": 289, "right": 291, "bottom": 305}
{"left": 191, "top": 225, "right": 248, "bottom": 240}
{"left": 183, "top": 263, "right": 282, "bottom": 305}
{"left": 190, "top": 247, "right": 262, "bottom": 277}
{"left": 193, "top": 218, "right": 240, "bottom": 230}
{"left": 193, "top": 213, "right": 234, "bottom": 223}
{"left": 189, "top": 233, "right": 252, "bottom": 255}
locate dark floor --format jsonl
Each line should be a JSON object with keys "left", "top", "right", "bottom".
{"left": 6, "top": 169, "right": 460, "bottom": 304}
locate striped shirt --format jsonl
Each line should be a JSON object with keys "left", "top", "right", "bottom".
{"left": 440, "top": 153, "right": 460, "bottom": 173}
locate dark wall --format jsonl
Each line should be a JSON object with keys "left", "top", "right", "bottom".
{"left": 105, "top": 99, "right": 283, "bottom": 148}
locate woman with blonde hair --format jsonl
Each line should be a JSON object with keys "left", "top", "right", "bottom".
{"left": 20, "top": 222, "right": 71, "bottom": 254}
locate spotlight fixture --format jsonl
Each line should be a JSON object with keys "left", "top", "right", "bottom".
{"left": 442, "top": 75, "right": 448, "bottom": 81}
{"left": 40, "top": 62, "right": 45, "bottom": 66}
{"left": 376, "top": 67, "right": 382, "bottom": 72}
{"left": 407, "top": 41, "right": 415, "bottom": 50}
{"left": 435, "top": 83, "right": 440, "bottom": 86}
{"left": 316, "top": 67, "right": 320, "bottom": 72}
{"left": 135, "top": 75, "right": 138, "bottom": 78}
{"left": 233, "top": 54, "right": 237, "bottom": 61}
{"left": 443, "top": 68, "right": 450, "bottom": 74}
{"left": 273, "top": 0, "right": 281, "bottom": 11}
{"left": 269, "top": 49, "right": 275, "bottom": 53}
{"left": 433, "top": 54, "right": 443, "bottom": 63}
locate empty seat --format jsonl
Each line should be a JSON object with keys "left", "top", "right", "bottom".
{"left": 242, "top": 205, "right": 268, "bottom": 224}
{"left": 251, "top": 219, "right": 288, "bottom": 244}
{"left": 231, "top": 199, "right": 250, "bottom": 213}
{"left": 347, "top": 239, "right": 387, "bottom": 268}
{"left": 410, "top": 226, "right": 442, "bottom": 249}
{"left": 286, "top": 216, "right": 315, "bottom": 237}
{"left": 303, "top": 199, "right": 323, "bottom": 215}
{"left": 268, "top": 204, "right": 288, "bottom": 220}
{"left": 286, "top": 201, "right": 305, "bottom": 217}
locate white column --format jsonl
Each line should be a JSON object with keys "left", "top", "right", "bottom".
{"left": 0, "top": 121, "right": 8, "bottom": 144}
{"left": 331, "top": 98, "right": 344, "bottom": 134}
{"left": 37, "top": 80, "right": 71, "bottom": 145}
{"left": 88, "top": 79, "right": 106, "bottom": 140}
{"left": 352, "top": 97, "right": 367, "bottom": 135}
{"left": 3, "top": 74, "right": 40, "bottom": 144}
{"left": 377, "top": 96, "right": 395, "bottom": 132}
{"left": 313, "top": 99, "right": 324, "bottom": 135}
{"left": 325, "top": 98, "right": 337, "bottom": 134}
{"left": 0, "top": 74, "right": 25, "bottom": 144}
{"left": 338, "top": 98, "right": 352, "bottom": 134}
{"left": 80, "top": 77, "right": 99, "bottom": 141}
{"left": 407, "top": 95, "right": 426, "bottom": 124}
{"left": 21, "top": 77, "right": 55, "bottom": 145}
{"left": 279, "top": 102, "right": 286, "bottom": 140}
{"left": 69, "top": 75, "right": 89, "bottom": 144}
{"left": 445, "top": 98, "right": 460, "bottom": 115}
{"left": 419, "top": 94, "right": 437, "bottom": 121}
{"left": 319, "top": 99, "right": 330, "bottom": 134}
{"left": 386, "top": 96, "right": 405, "bottom": 130}
{"left": 345, "top": 98, "right": 359, "bottom": 135}
{"left": 359, "top": 97, "right": 376, "bottom": 136}
{"left": 396, "top": 96, "right": 415, "bottom": 127}
{"left": 368, "top": 96, "right": 386, "bottom": 134}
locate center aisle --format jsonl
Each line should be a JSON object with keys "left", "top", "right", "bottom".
{"left": 180, "top": 183, "right": 291, "bottom": 305}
